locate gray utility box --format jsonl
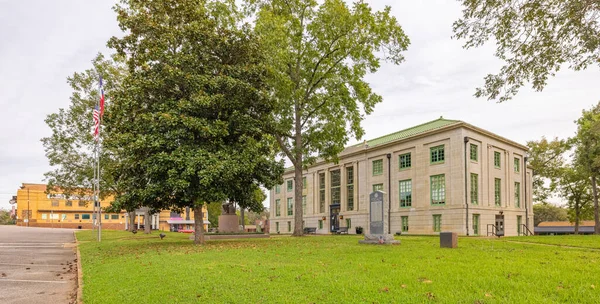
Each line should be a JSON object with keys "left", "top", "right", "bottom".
{"left": 440, "top": 232, "right": 458, "bottom": 248}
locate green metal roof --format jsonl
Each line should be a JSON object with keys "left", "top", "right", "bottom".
{"left": 354, "top": 117, "right": 460, "bottom": 148}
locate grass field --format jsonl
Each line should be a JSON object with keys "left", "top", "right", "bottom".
{"left": 77, "top": 231, "right": 600, "bottom": 303}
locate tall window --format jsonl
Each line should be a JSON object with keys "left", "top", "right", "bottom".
{"left": 275, "top": 185, "right": 281, "bottom": 194}
{"left": 514, "top": 182, "right": 521, "bottom": 208}
{"left": 470, "top": 173, "right": 478, "bottom": 205}
{"left": 287, "top": 221, "right": 291, "bottom": 232}
{"left": 372, "top": 159, "right": 383, "bottom": 176}
{"left": 495, "top": 178, "right": 501, "bottom": 206}
{"left": 433, "top": 215, "right": 442, "bottom": 232}
{"left": 494, "top": 151, "right": 501, "bottom": 168}
{"left": 303, "top": 177, "right": 307, "bottom": 189}
{"left": 373, "top": 183, "right": 384, "bottom": 192}
{"left": 473, "top": 214, "right": 480, "bottom": 235}
{"left": 346, "top": 167, "right": 354, "bottom": 211}
{"left": 399, "top": 180, "right": 412, "bottom": 207}
{"left": 275, "top": 199, "right": 281, "bottom": 216}
{"left": 430, "top": 174, "right": 446, "bottom": 205}
{"left": 276, "top": 222, "right": 280, "bottom": 232}
{"left": 302, "top": 196, "right": 307, "bottom": 214}
{"left": 346, "top": 218, "right": 352, "bottom": 228}
{"left": 470, "top": 144, "right": 478, "bottom": 161}
{"left": 514, "top": 158, "right": 520, "bottom": 172}
{"left": 287, "top": 198, "right": 293, "bottom": 216}
{"left": 430, "top": 145, "right": 445, "bottom": 164}
{"left": 517, "top": 216, "right": 522, "bottom": 235}
{"left": 399, "top": 153, "right": 411, "bottom": 169}
{"left": 330, "top": 169, "right": 341, "bottom": 205}
{"left": 319, "top": 173, "right": 326, "bottom": 213}
{"left": 287, "top": 180, "right": 293, "bottom": 191}
{"left": 401, "top": 216, "right": 409, "bottom": 232}
{"left": 318, "top": 220, "right": 323, "bottom": 229}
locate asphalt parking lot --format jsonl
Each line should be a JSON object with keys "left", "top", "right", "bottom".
{"left": 0, "top": 225, "right": 78, "bottom": 304}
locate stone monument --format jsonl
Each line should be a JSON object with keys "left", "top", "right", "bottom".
{"left": 359, "top": 191, "right": 400, "bottom": 245}
{"left": 218, "top": 202, "right": 239, "bottom": 233}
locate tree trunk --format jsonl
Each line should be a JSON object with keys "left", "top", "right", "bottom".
{"left": 592, "top": 176, "right": 600, "bottom": 234}
{"left": 144, "top": 210, "right": 151, "bottom": 234}
{"left": 241, "top": 208, "right": 245, "bottom": 232}
{"left": 193, "top": 205, "right": 205, "bottom": 245}
{"left": 574, "top": 202, "right": 580, "bottom": 235}
{"left": 292, "top": 143, "right": 304, "bottom": 236}
{"left": 128, "top": 211, "right": 135, "bottom": 232}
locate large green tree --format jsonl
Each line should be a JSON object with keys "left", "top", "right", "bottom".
{"left": 107, "top": 0, "right": 283, "bottom": 244}
{"left": 526, "top": 137, "right": 569, "bottom": 203}
{"left": 555, "top": 164, "right": 594, "bottom": 234}
{"left": 42, "top": 54, "right": 126, "bottom": 199}
{"left": 248, "top": 0, "right": 410, "bottom": 236}
{"left": 533, "top": 203, "right": 568, "bottom": 226}
{"left": 575, "top": 102, "right": 600, "bottom": 234}
{"left": 453, "top": 0, "right": 600, "bottom": 102}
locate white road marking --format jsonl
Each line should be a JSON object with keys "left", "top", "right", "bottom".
{"left": 0, "top": 279, "right": 67, "bottom": 284}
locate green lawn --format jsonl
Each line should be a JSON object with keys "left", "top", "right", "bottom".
{"left": 77, "top": 231, "right": 600, "bottom": 303}
{"left": 503, "top": 235, "right": 600, "bottom": 249}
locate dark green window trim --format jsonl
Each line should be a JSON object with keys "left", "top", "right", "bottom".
{"left": 494, "top": 151, "right": 501, "bottom": 168}
{"left": 82, "top": 214, "right": 90, "bottom": 220}
{"left": 430, "top": 145, "right": 445, "bottom": 164}
{"left": 399, "top": 153, "right": 411, "bottom": 169}
{"left": 347, "top": 166, "right": 354, "bottom": 211}
{"left": 470, "top": 173, "right": 478, "bottom": 205}
{"left": 470, "top": 144, "right": 478, "bottom": 161}
{"left": 303, "top": 176, "right": 307, "bottom": 189}
{"left": 287, "top": 198, "right": 293, "bottom": 216}
{"left": 319, "top": 173, "right": 325, "bottom": 213}
{"left": 430, "top": 174, "right": 446, "bottom": 205}
{"left": 515, "top": 182, "right": 521, "bottom": 208}
{"left": 276, "top": 222, "right": 279, "bottom": 232}
{"left": 346, "top": 218, "right": 351, "bottom": 229}
{"left": 287, "top": 221, "right": 291, "bottom": 232}
{"left": 495, "top": 178, "right": 501, "bottom": 206}
{"left": 373, "top": 183, "right": 383, "bottom": 192}
{"left": 472, "top": 214, "right": 479, "bottom": 235}
{"left": 372, "top": 159, "right": 383, "bottom": 176}
{"left": 275, "top": 199, "right": 281, "bottom": 217}
{"left": 330, "top": 169, "right": 341, "bottom": 205}
{"left": 433, "top": 214, "right": 442, "bottom": 232}
{"left": 401, "top": 216, "right": 409, "bottom": 232}
{"left": 517, "top": 216, "right": 522, "bottom": 235}
{"left": 514, "top": 158, "right": 520, "bottom": 173}
{"left": 287, "top": 180, "right": 293, "bottom": 191}
{"left": 275, "top": 185, "right": 281, "bottom": 194}
{"left": 302, "top": 196, "right": 307, "bottom": 214}
{"left": 399, "top": 179, "right": 412, "bottom": 207}
{"left": 318, "top": 220, "right": 323, "bottom": 229}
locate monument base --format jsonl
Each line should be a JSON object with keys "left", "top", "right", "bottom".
{"left": 359, "top": 233, "right": 401, "bottom": 245}
{"left": 218, "top": 214, "right": 239, "bottom": 233}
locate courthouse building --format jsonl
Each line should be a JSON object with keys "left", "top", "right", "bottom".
{"left": 270, "top": 118, "right": 533, "bottom": 236}
{"left": 14, "top": 183, "right": 208, "bottom": 231}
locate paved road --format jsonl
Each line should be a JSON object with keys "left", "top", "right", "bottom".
{"left": 0, "top": 226, "right": 77, "bottom": 304}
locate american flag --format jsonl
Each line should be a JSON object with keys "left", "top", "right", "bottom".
{"left": 99, "top": 75, "right": 105, "bottom": 117}
{"left": 93, "top": 106, "right": 100, "bottom": 141}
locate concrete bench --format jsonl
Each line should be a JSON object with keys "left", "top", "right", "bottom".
{"left": 337, "top": 227, "right": 349, "bottom": 234}
{"left": 304, "top": 227, "right": 317, "bottom": 234}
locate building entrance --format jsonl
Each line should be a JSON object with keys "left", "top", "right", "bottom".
{"left": 330, "top": 204, "right": 340, "bottom": 233}
{"left": 495, "top": 214, "right": 505, "bottom": 236}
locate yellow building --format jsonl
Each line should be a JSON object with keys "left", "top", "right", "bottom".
{"left": 15, "top": 183, "right": 209, "bottom": 231}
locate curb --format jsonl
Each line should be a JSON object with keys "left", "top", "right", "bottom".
{"left": 74, "top": 231, "right": 83, "bottom": 304}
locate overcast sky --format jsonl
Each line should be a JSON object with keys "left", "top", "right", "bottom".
{"left": 1, "top": 0, "right": 599, "bottom": 210}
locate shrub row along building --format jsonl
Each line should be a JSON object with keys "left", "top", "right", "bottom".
{"left": 14, "top": 183, "right": 209, "bottom": 231}
{"left": 270, "top": 118, "right": 533, "bottom": 236}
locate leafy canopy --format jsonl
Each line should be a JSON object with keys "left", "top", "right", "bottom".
{"left": 453, "top": 0, "right": 600, "bottom": 102}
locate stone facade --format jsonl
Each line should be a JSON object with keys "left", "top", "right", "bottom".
{"left": 270, "top": 118, "right": 533, "bottom": 237}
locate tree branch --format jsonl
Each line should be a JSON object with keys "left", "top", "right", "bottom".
{"left": 275, "top": 135, "right": 296, "bottom": 165}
